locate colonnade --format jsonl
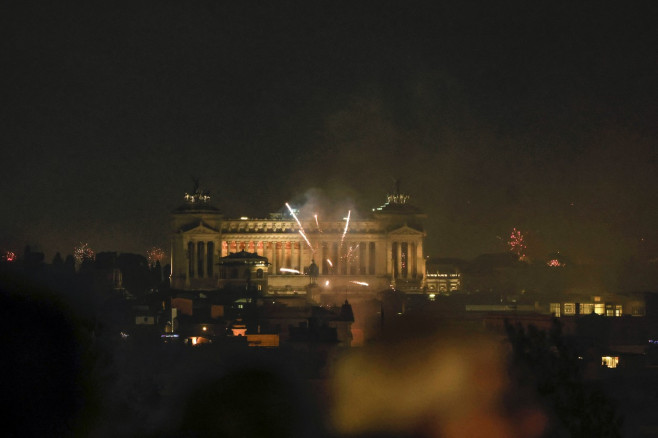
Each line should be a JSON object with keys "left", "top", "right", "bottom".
{"left": 389, "top": 240, "right": 423, "bottom": 279}
{"left": 185, "top": 238, "right": 422, "bottom": 279}
{"left": 185, "top": 240, "right": 215, "bottom": 279}
{"left": 317, "top": 241, "right": 377, "bottom": 276}
{"left": 221, "top": 240, "right": 379, "bottom": 276}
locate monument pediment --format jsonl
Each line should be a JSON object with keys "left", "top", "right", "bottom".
{"left": 180, "top": 221, "right": 219, "bottom": 234}
{"left": 387, "top": 224, "right": 425, "bottom": 236}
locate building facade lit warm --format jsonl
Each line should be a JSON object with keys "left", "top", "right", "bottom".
{"left": 548, "top": 294, "right": 646, "bottom": 318}
{"left": 170, "top": 186, "right": 427, "bottom": 294}
{"left": 425, "top": 261, "right": 461, "bottom": 294}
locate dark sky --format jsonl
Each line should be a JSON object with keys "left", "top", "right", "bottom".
{"left": 2, "top": 1, "right": 657, "bottom": 264}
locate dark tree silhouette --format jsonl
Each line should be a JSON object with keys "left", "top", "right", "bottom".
{"left": 505, "top": 319, "right": 622, "bottom": 437}
{"left": 52, "top": 252, "right": 63, "bottom": 268}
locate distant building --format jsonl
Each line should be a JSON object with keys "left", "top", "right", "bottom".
{"left": 547, "top": 293, "right": 646, "bottom": 318}
{"left": 216, "top": 250, "right": 269, "bottom": 294}
{"left": 169, "top": 183, "right": 427, "bottom": 294}
{"left": 425, "top": 260, "right": 462, "bottom": 294}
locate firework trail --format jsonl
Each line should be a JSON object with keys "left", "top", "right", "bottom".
{"left": 314, "top": 214, "right": 322, "bottom": 232}
{"left": 285, "top": 203, "right": 303, "bottom": 228}
{"left": 350, "top": 281, "right": 369, "bottom": 286}
{"left": 286, "top": 202, "right": 315, "bottom": 253}
{"left": 341, "top": 210, "right": 351, "bottom": 244}
{"left": 299, "top": 229, "right": 315, "bottom": 253}
{"left": 280, "top": 268, "right": 300, "bottom": 274}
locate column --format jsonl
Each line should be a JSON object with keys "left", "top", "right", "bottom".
{"left": 297, "top": 242, "right": 302, "bottom": 271}
{"left": 401, "top": 241, "right": 406, "bottom": 278}
{"left": 386, "top": 240, "right": 392, "bottom": 276}
{"left": 416, "top": 240, "right": 424, "bottom": 279}
{"left": 396, "top": 242, "right": 402, "bottom": 277}
{"left": 207, "top": 241, "right": 214, "bottom": 277}
{"left": 370, "top": 242, "right": 376, "bottom": 275}
{"left": 186, "top": 240, "right": 192, "bottom": 284}
{"left": 271, "top": 242, "right": 277, "bottom": 274}
{"left": 170, "top": 239, "right": 175, "bottom": 282}
{"left": 364, "top": 241, "right": 370, "bottom": 275}
{"left": 277, "top": 242, "right": 283, "bottom": 273}
{"left": 321, "top": 243, "right": 327, "bottom": 274}
{"left": 410, "top": 242, "right": 416, "bottom": 278}
{"left": 197, "top": 241, "right": 205, "bottom": 278}
{"left": 291, "top": 241, "right": 296, "bottom": 270}
{"left": 189, "top": 240, "right": 196, "bottom": 278}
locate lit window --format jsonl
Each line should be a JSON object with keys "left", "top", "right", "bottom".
{"left": 615, "top": 305, "right": 622, "bottom": 317}
{"left": 564, "top": 303, "right": 575, "bottom": 315}
{"left": 632, "top": 306, "right": 645, "bottom": 316}
{"left": 601, "top": 356, "right": 619, "bottom": 368}
{"left": 594, "top": 303, "right": 605, "bottom": 315}
{"left": 581, "top": 303, "right": 594, "bottom": 314}
{"left": 550, "top": 303, "right": 561, "bottom": 317}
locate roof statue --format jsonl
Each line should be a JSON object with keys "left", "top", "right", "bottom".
{"left": 184, "top": 177, "right": 211, "bottom": 204}
{"left": 387, "top": 178, "right": 410, "bottom": 205}
{"left": 173, "top": 178, "right": 220, "bottom": 213}
{"left": 372, "top": 178, "right": 422, "bottom": 215}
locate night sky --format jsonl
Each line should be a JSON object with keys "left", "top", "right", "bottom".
{"left": 2, "top": 1, "right": 657, "bottom": 264}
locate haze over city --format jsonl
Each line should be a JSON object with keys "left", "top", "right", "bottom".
{"left": 2, "top": 1, "right": 656, "bottom": 264}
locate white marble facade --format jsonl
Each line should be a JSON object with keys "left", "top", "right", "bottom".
{"left": 170, "top": 189, "right": 426, "bottom": 293}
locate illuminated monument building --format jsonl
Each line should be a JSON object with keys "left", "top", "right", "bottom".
{"left": 170, "top": 183, "right": 426, "bottom": 295}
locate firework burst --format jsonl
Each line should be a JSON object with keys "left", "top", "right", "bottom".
{"left": 74, "top": 242, "right": 95, "bottom": 265}
{"left": 147, "top": 247, "right": 165, "bottom": 267}
{"left": 508, "top": 228, "right": 527, "bottom": 260}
